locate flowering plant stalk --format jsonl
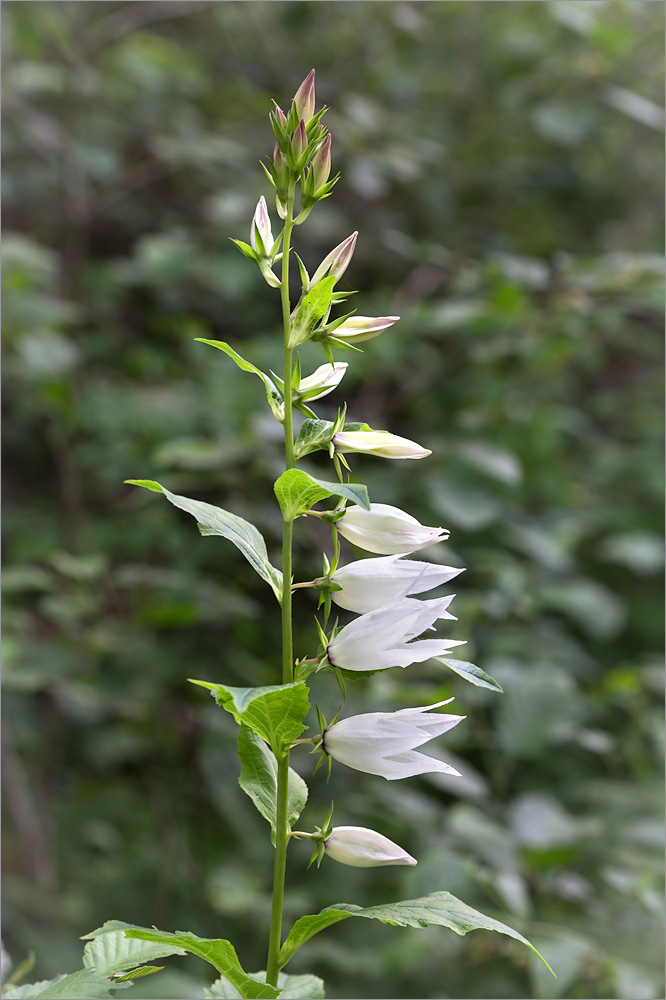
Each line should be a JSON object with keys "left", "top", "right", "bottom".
{"left": 15, "top": 70, "right": 554, "bottom": 1000}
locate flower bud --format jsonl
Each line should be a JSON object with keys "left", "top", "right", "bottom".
{"left": 333, "top": 430, "right": 431, "bottom": 460}
{"left": 310, "top": 232, "right": 358, "bottom": 288}
{"left": 336, "top": 502, "right": 449, "bottom": 555}
{"left": 291, "top": 119, "right": 308, "bottom": 168}
{"left": 331, "top": 554, "right": 464, "bottom": 614}
{"left": 323, "top": 700, "right": 465, "bottom": 780}
{"left": 326, "top": 595, "right": 463, "bottom": 672}
{"left": 275, "top": 105, "right": 288, "bottom": 131}
{"left": 250, "top": 196, "right": 274, "bottom": 256}
{"left": 329, "top": 315, "right": 399, "bottom": 345}
{"left": 323, "top": 826, "right": 417, "bottom": 868}
{"left": 297, "top": 361, "right": 347, "bottom": 401}
{"left": 293, "top": 69, "right": 316, "bottom": 123}
{"left": 310, "top": 133, "right": 331, "bottom": 192}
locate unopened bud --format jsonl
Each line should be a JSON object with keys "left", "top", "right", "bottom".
{"left": 250, "top": 196, "right": 274, "bottom": 256}
{"left": 329, "top": 315, "right": 399, "bottom": 345}
{"left": 323, "top": 826, "right": 417, "bottom": 868}
{"left": 310, "top": 232, "right": 358, "bottom": 288}
{"left": 311, "top": 133, "right": 331, "bottom": 192}
{"left": 333, "top": 430, "right": 431, "bottom": 460}
{"left": 291, "top": 119, "right": 308, "bottom": 166}
{"left": 293, "top": 69, "right": 316, "bottom": 123}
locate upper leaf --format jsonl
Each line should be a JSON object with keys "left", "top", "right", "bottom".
{"left": 434, "top": 657, "right": 504, "bottom": 693}
{"left": 279, "top": 891, "right": 554, "bottom": 975}
{"left": 237, "top": 725, "right": 308, "bottom": 842}
{"left": 194, "top": 340, "right": 283, "bottom": 422}
{"left": 4, "top": 971, "right": 115, "bottom": 1000}
{"left": 83, "top": 924, "right": 184, "bottom": 975}
{"left": 274, "top": 470, "right": 331, "bottom": 520}
{"left": 122, "top": 929, "right": 280, "bottom": 1000}
{"left": 293, "top": 420, "right": 335, "bottom": 459}
{"left": 190, "top": 680, "right": 310, "bottom": 753}
{"left": 289, "top": 276, "right": 336, "bottom": 347}
{"left": 124, "top": 481, "right": 282, "bottom": 600}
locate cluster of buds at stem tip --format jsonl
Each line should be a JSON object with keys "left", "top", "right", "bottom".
{"left": 336, "top": 502, "right": 450, "bottom": 555}
{"left": 322, "top": 700, "right": 465, "bottom": 780}
{"left": 326, "top": 594, "right": 464, "bottom": 672}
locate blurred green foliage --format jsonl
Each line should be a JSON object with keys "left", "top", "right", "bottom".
{"left": 2, "top": 3, "right": 664, "bottom": 999}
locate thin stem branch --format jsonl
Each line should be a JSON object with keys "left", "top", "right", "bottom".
{"left": 266, "top": 185, "right": 297, "bottom": 988}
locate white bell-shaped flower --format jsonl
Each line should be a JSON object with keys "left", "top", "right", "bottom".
{"left": 331, "top": 554, "right": 464, "bottom": 614}
{"left": 297, "top": 362, "right": 347, "bottom": 401}
{"left": 333, "top": 430, "right": 431, "bottom": 460}
{"left": 326, "top": 595, "right": 464, "bottom": 672}
{"left": 336, "top": 502, "right": 449, "bottom": 555}
{"left": 323, "top": 700, "right": 465, "bottom": 780}
{"left": 323, "top": 826, "right": 417, "bottom": 867}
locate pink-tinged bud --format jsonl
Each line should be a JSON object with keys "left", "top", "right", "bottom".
{"left": 293, "top": 69, "right": 316, "bottom": 123}
{"left": 311, "top": 133, "right": 332, "bottom": 191}
{"left": 329, "top": 315, "right": 399, "bottom": 345}
{"left": 275, "top": 105, "right": 288, "bottom": 130}
{"left": 250, "top": 195, "right": 274, "bottom": 255}
{"left": 291, "top": 119, "right": 307, "bottom": 163}
{"left": 310, "top": 232, "right": 358, "bottom": 287}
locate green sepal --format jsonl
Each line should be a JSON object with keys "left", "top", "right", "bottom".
{"left": 230, "top": 238, "right": 258, "bottom": 263}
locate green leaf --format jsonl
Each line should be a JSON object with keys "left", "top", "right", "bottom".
{"left": 237, "top": 725, "right": 308, "bottom": 842}
{"left": 273, "top": 469, "right": 370, "bottom": 520}
{"left": 190, "top": 680, "right": 310, "bottom": 753}
{"left": 434, "top": 657, "right": 504, "bottom": 693}
{"left": 274, "top": 469, "right": 331, "bottom": 520}
{"left": 279, "top": 892, "right": 554, "bottom": 976}
{"left": 83, "top": 924, "right": 183, "bottom": 975}
{"left": 122, "top": 930, "right": 280, "bottom": 1000}
{"left": 205, "top": 971, "right": 325, "bottom": 999}
{"left": 293, "top": 420, "right": 334, "bottom": 459}
{"left": 289, "top": 276, "right": 336, "bottom": 347}
{"left": 111, "top": 966, "right": 163, "bottom": 983}
{"left": 194, "top": 340, "right": 283, "bottom": 421}
{"left": 124, "top": 481, "right": 282, "bottom": 600}
{"left": 6, "top": 970, "right": 115, "bottom": 1000}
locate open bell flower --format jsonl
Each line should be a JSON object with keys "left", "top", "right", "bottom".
{"left": 297, "top": 361, "right": 347, "bottom": 401}
{"left": 323, "top": 700, "right": 465, "bottom": 780}
{"left": 333, "top": 430, "right": 431, "bottom": 460}
{"left": 331, "top": 554, "right": 464, "bottom": 614}
{"left": 336, "top": 502, "right": 449, "bottom": 555}
{"left": 324, "top": 826, "right": 417, "bottom": 868}
{"left": 328, "top": 315, "right": 399, "bottom": 345}
{"left": 326, "top": 595, "right": 464, "bottom": 672}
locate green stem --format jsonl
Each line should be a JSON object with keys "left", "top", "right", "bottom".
{"left": 266, "top": 185, "right": 297, "bottom": 988}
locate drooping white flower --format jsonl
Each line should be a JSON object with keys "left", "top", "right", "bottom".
{"left": 329, "top": 315, "right": 399, "bottom": 345}
{"left": 297, "top": 362, "right": 347, "bottom": 401}
{"left": 323, "top": 826, "right": 417, "bottom": 867}
{"left": 250, "top": 195, "right": 275, "bottom": 256}
{"left": 333, "top": 430, "right": 431, "bottom": 460}
{"left": 336, "top": 502, "right": 449, "bottom": 555}
{"left": 309, "top": 232, "right": 358, "bottom": 288}
{"left": 323, "top": 700, "right": 465, "bottom": 780}
{"left": 326, "top": 595, "right": 464, "bottom": 672}
{"left": 331, "top": 554, "right": 464, "bottom": 613}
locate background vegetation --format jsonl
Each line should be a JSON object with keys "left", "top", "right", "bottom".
{"left": 2, "top": 3, "right": 664, "bottom": 998}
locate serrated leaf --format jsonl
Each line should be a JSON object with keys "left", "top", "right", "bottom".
{"left": 8, "top": 970, "right": 115, "bottom": 999}
{"left": 190, "top": 680, "right": 309, "bottom": 753}
{"left": 237, "top": 725, "right": 308, "bottom": 842}
{"left": 274, "top": 470, "right": 332, "bottom": 520}
{"left": 435, "top": 657, "right": 504, "bottom": 692}
{"left": 279, "top": 892, "right": 554, "bottom": 976}
{"left": 205, "top": 971, "right": 325, "bottom": 999}
{"left": 293, "top": 420, "right": 335, "bottom": 459}
{"left": 194, "top": 340, "right": 283, "bottom": 421}
{"left": 289, "top": 276, "right": 336, "bottom": 347}
{"left": 124, "top": 481, "right": 282, "bottom": 600}
{"left": 83, "top": 926, "right": 185, "bottom": 975}
{"left": 306, "top": 475, "right": 370, "bottom": 511}
{"left": 122, "top": 930, "right": 279, "bottom": 1000}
